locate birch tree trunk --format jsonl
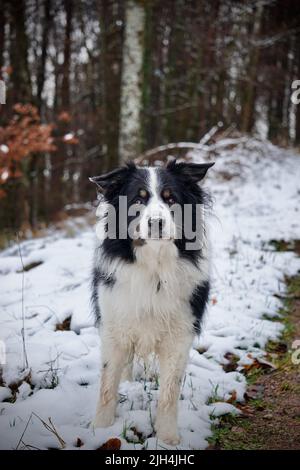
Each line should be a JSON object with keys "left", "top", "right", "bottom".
{"left": 119, "top": 0, "right": 145, "bottom": 162}
{"left": 100, "top": 0, "right": 124, "bottom": 171}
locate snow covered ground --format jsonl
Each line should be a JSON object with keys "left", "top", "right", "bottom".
{"left": 0, "top": 138, "right": 299, "bottom": 450}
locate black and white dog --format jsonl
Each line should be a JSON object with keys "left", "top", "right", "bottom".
{"left": 90, "top": 160, "right": 214, "bottom": 445}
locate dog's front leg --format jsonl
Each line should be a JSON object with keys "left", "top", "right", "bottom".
{"left": 156, "top": 333, "right": 193, "bottom": 445}
{"left": 93, "top": 335, "right": 129, "bottom": 428}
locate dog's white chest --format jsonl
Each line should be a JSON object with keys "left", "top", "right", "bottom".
{"left": 99, "top": 241, "right": 206, "bottom": 356}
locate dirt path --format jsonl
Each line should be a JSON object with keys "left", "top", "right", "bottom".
{"left": 208, "top": 242, "right": 300, "bottom": 450}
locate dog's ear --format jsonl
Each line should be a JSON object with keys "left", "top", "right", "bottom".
{"left": 89, "top": 162, "right": 136, "bottom": 194}
{"left": 166, "top": 160, "right": 214, "bottom": 183}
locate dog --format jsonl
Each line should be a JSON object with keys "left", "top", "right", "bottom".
{"left": 89, "top": 159, "right": 214, "bottom": 445}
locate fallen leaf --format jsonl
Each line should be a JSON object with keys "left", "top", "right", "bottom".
{"left": 226, "top": 390, "right": 237, "bottom": 403}
{"left": 75, "top": 437, "right": 83, "bottom": 448}
{"left": 97, "top": 438, "right": 121, "bottom": 450}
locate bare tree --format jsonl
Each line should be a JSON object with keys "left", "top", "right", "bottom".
{"left": 119, "top": 0, "right": 145, "bottom": 162}
{"left": 241, "top": 3, "right": 263, "bottom": 133}
{"left": 100, "top": 0, "right": 124, "bottom": 171}
{"left": 36, "top": 0, "right": 53, "bottom": 112}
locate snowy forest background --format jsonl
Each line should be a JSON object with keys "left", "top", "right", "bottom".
{"left": 0, "top": 0, "right": 300, "bottom": 238}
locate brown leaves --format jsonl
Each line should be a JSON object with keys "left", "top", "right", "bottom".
{"left": 0, "top": 104, "right": 56, "bottom": 197}
{"left": 76, "top": 437, "right": 122, "bottom": 450}
{"left": 58, "top": 111, "right": 71, "bottom": 123}
{"left": 223, "top": 352, "right": 239, "bottom": 372}
{"left": 97, "top": 438, "right": 122, "bottom": 450}
{"left": 226, "top": 390, "right": 237, "bottom": 404}
{"left": 242, "top": 354, "right": 277, "bottom": 373}
{"left": 75, "top": 437, "right": 84, "bottom": 448}
{"left": 55, "top": 316, "right": 72, "bottom": 331}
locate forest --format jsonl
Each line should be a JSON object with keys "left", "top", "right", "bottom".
{"left": 0, "top": 0, "right": 300, "bottom": 234}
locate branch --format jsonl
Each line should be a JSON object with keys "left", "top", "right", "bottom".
{"left": 199, "top": 122, "right": 223, "bottom": 145}
{"left": 137, "top": 123, "right": 224, "bottom": 163}
{"left": 136, "top": 142, "right": 209, "bottom": 163}
{"left": 16, "top": 233, "right": 29, "bottom": 371}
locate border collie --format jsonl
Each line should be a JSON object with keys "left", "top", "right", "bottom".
{"left": 89, "top": 160, "right": 214, "bottom": 445}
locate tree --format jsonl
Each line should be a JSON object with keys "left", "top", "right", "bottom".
{"left": 36, "top": 0, "right": 53, "bottom": 113}
{"left": 8, "top": 0, "right": 32, "bottom": 106}
{"left": 0, "top": 1, "right": 5, "bottom": 75}
{"left": 49, "top": 0, "right": 74, "bottom": 218}
{"left": 240, "top": 3, "right": 263, "bottom": 134}
{"left": 119, "top": 0, "right": 145, "bottom": 162}
{"left": 100, "top": 0, "right": 124, "bottom": 170}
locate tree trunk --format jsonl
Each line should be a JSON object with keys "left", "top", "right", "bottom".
{"left": 0, "top": 1, "right": 5, "bottom": 73}
{"left": 119, "top": 0, "right": 145, "bottom": 162}
{"left": 241, "top": 4, "right": 263, "bottom": 134}
{"left": 100, "top": 0, "right": 124, "bottom": 171}
{"left": 8, "top": 0, "right": 32, "bottom": 105}
{"left": 6, "top": 0, "right": 32, "bottom": 230}
{"left": 36, "top": 0, "right": 52, "bottom": 113}
{"left": 0, "top": 0, "right": 6, "bottom": 122}
{"left": 296, "top": 97, "right": 300, "bottom": 145}
{"left": 295, "top": 35, "right": 300, "bottom": 145}
{"left": 50, "top": 0, "right": 73, "bottom": 218}
{"left": 61, "top": 0, "right": 73, "bottom": 110}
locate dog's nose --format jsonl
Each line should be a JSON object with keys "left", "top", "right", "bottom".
{"left": 148, "top": 217, "right": 165, "bottom": 231}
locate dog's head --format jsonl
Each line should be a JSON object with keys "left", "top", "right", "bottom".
{"left": 90, "top": 160, "right": 214, "bottom": 260}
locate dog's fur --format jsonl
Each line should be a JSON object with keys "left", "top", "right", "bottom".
{"left": 90, "top": 160, "right": 214, "bottom": 445}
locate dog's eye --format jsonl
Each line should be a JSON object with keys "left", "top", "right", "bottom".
{"left": 167, "top": 197, "right": 175, "bottom": 205}
{"left": 162, "top": 189, "right": 175, "bottom": 205}
{"left": 135, "top": 198, "right": 143, "bottom": 205}
{"left": 139, "top": 189, "right": 148, "bottom": 198}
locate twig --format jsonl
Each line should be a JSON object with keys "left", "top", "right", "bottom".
{"left": 145, "top": 102, "right": 199, "bottom": 117}
{"left": 16, "top": 413, "right": 33, "bottom": 450}
{"left": 274, "top": 293, "right": 300, "bottom": 300}
{"left": 16, "top": 412, "right": 65, "bottom": 450}
{"left": 136, "top": 142, "right": 210, "bottom": 163}
{"left": 32, "top": 412, "right": 66, "bottom": 449}
{"left": 199, "top": 122, "right": 223, "bottom": 145}
{"left": 20, "top": 441, "right": 41, "bottom": 450}
{"left": 16, "top": 232, "right": 29, "bottom": 370}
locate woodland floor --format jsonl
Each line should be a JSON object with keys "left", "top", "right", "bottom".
{"left": 208, "top": 241, "right": 300, "bottom": 450}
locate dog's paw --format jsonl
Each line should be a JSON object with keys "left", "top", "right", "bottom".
{"left": 156, "top": 429, "right": 180, "bottom": 446}
{"left": 155, "top": 416, "right": 180, "bottom": 446}
{"left": 92, "top": 409, "right": 115, "bottom": 428}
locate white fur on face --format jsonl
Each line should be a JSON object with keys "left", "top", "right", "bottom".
{"left": 138, "top": 168, "right": 176, "bottom": 240}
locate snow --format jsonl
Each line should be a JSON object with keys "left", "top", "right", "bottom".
{"left": 0, "top": 144, "right": 9, "bottom": 154}
{"left": 1, "top": 170, "right": 9, "bottom": 181}
{"left": 0, "top": 137, "right": 300, "bottom": 450}
{"left": 63, "top": 133, "right": 75, "bottom": 142}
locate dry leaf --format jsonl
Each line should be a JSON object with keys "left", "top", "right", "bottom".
{"left": 98, "top": 438, "right": 121, "bottom": 450}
